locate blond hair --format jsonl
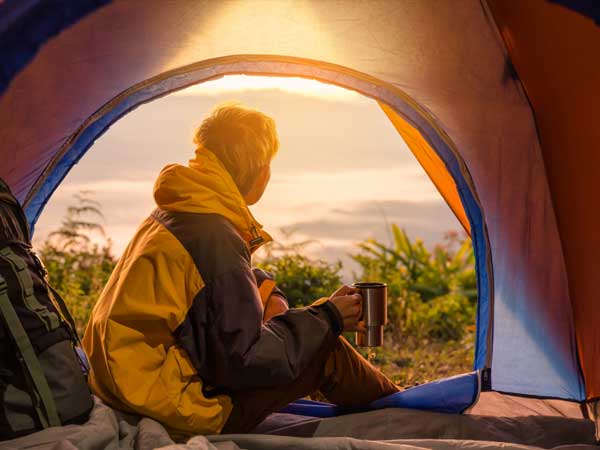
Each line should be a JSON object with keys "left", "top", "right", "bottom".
{"left": 193, "top": 102, "right": 279, "bottom": 194}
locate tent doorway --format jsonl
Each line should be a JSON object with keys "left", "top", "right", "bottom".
{"left": 26, "top": 56, "right": 492, "bottom": 384}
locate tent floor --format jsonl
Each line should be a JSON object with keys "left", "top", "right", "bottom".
{"left": 468, "top": 391, "right": 586, "bottom": 418}
{"left": 1, "top": 394, "right": 594, "bottom": 450}
{"left": 254, "top": 392, "right": 586, "bottom": 437}
{"left": 252, "top": 391, "right": 588, "bottom": 438}
{"left": 248, "top": 392, "right": 593, "bottom": 448}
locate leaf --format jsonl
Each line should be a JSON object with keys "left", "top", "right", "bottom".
{"left": 392, "top": 224, "right": 410, "bottom": 255}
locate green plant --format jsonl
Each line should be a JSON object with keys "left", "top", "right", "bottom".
{"left": 350, "top": 224, "right": 477, "bottom": 386}
{"left": 351, "top": 225, "right": 476, "bottom": 341}
{"left": 36, "top": 192, "right": 116, "bottom": 335}
{"left": 257, "top": 253, "right": 342, "bottom": 307}
{"left": 256, "top": 229, "right": 342, "bottom": 307}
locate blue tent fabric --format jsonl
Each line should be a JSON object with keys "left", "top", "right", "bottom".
{"left": 279, "top": 399, "right": 339, "bottom": 418}
{"left": 280, "top": 372, "right": 480, "bottom": 418}
{"left": 367, "top": 371, "right": 480, "bottom": 413}
{"left": 0, "top": 0, "right": 111, "bottom": 96}
{"left": 548, "top": 0, "right": 600, "bottom": 25}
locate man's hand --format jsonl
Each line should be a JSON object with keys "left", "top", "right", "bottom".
{"left": 328, "top": 285, "right": 364, "bottom": 332}
{"left": 263, "top": 294, "right": 289, "bottom": 322}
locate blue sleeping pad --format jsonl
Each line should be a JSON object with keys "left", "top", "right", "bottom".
{"left": 279, "top": 371, "right": 480, "bottom": 417}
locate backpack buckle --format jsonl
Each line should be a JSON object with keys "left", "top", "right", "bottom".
{"left": 31, "top": 252, "right": 48, "bottom": 279}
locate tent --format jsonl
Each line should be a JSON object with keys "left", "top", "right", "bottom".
{"left": 1, "top": 0, "right": 599, "bottom": 435}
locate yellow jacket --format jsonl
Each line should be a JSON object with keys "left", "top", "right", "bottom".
{"left": 82, "top": 150, "right": 342, "bottom": 437}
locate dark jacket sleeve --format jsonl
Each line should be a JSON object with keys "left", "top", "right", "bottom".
{"left": 161, "top": 211, "right": 344, "bottom": 391}
{"left": 200, "top": 264, "right": 343, "bottom": 391}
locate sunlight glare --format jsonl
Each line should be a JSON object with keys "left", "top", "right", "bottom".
{"left": 175, "top": 75, "right": 362, "bottom": 102}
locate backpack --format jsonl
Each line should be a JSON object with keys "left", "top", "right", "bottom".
{"left": 0, "top": 178, "right": 94, "bottom": 439}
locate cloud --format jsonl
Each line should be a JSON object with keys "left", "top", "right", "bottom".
{"left": 33, "top": 179, "right": 157, "bottom": 252}
{"left": 284, "top": 200, "right": 463, "bottom": 247}
{"left": 266, "top": 200, "right": 464, "bottom": 282}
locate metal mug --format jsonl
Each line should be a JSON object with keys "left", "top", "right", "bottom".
{"left": 353, "top": 282, "right": 387, "bottom": 347}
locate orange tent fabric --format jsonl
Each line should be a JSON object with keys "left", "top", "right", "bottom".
{"left": 379, "top": 102, "right": 470, "bottom": 235}
{"left": 488, "top": 0, "right": 600, "bottom": 400}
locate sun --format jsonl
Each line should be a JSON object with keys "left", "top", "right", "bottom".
{"left": 175, "top": 75, "right": 362, "bottom": 102}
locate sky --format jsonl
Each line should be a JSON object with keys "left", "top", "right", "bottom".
{"left": 33, "top": 75, "right": 462, "bottom": 281}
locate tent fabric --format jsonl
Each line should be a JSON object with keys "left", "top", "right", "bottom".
{"left": 0, "top": 0, "right": 588, "bottom": 402}
{"left": 487, "top": 0, "right": 600, "bottom": 400}
{"left": 0, "top": 0, "right": 110, "bottom": 95}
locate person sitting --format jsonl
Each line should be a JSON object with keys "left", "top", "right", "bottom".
{"left": 82, "top": 102, "right": 398, "bottom": 438}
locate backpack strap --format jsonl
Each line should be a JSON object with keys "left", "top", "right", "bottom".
{"left": 47, "top": 284, "right": 82, "bottom": 345}
{"left": 48, "top": 282, "right": 90, "bottom": 374}
{"left": 0, "top": 247, "right": 60, "bottom": 332}
{"left": 0, "top": 274, "right": 61, "bottom": 428}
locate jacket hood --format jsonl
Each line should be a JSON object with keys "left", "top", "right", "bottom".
{"left": 153, "top": 149, "right": 271, "bottom": 252}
